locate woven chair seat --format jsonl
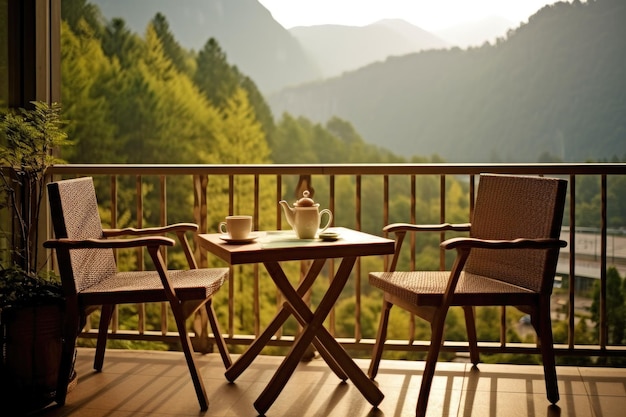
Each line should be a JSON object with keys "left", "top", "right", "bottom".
{"left": 369, "top": 270, "right": 536, "bottom": 307}
{"left": 81, "top": 267, "right": 229, "bottom": 302}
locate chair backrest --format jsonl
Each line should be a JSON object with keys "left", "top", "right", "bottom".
{"left": 48, "top": 177, "right": 117, "bottom": 293}
{"left": 464, "top": 174, "right": 567, "bottom": 293}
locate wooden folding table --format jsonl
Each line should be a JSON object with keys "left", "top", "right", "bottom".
{"left": 197, "top": 227, "right": 394, "bottom": 414}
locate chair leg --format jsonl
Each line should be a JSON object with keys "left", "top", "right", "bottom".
{"left": 463, "top": 306, "right": 480, "bottom": 366}
{"left": 172, "top": 301, "right": 209, "bottom": 411}
{"left": 94, "top": 304, "right": 114, "bottom": 371}
{"left": 416, "top": 311, "right": 447, "bottom": 417}
{"left": 148, "top": 246, "right": 210, "bottom": 411}
{"left": 368, "top": 299, "right": 392, "bottom": 379}
{"left": 55, "top": 308, "right": 80, "bottom": 406}
{"left": 535, "top": 311, "right": 559, "bottom": 404}
{"left": 205, "top": 299, "right": 232, "bottom": 368}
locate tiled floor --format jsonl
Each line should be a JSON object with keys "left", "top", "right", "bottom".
{"left": 32, "top": 348, "right": 626, "bottom": 417}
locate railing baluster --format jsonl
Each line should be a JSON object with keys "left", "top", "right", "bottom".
{"left": 410, "top": 175, "right": 416, "bottom": 271}
{"left": 275, "top": 175, "right": 283, "bottom": 340}
{"left": 600, "top": 174, "right": 608, "bottom": 349}
{"left": 110, "top": 175, "right": 119, "bottom": 335}
{"left": 329, "top": 175, "right": 336, "bottom": 336}
{"left": 383, "top": 175, "right": 389, "bottom": 272}
{"left": 568, "top": 174, "right": 576, "bottom": 348}
{"left": 439, "top": 174, "right": 446, "bottom": 271}
{"left": 500, "top": 306, "right": 507, "bottom": 348}
{"left": 228, "top": 174, "right": 235, "bottom": 338}
{"left": 160, "top": 175, "right": 168, "bottom": 336}
{"left": 135, "top": 175, "right": 145, "bottom": 335}
{"left": 254, "top": 174, "right": 260, "bottom": 336}
{"left": 355, "top": 174, "right": 362, "bottom": 342}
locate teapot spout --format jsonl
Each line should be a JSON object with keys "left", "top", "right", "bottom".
{"left": 278, "top": 200, "right": 296, "bottom": 227}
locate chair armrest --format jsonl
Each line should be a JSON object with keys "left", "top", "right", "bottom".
{"left": 44, "top": 236, "right": 175, "bottom": 250}
{"left": 102, "top": 223, "right": 198, "bottom": 237}
{"left": 103, "top": 223, "right": 199, "bottom": 268}
{"left": 382, "top": 223, "right": 471, "bottom": 273}
{"left": 441, "top": 237, "right": 567, "bottom": 251}
{"left": 383, "top": 222, "right": 471, "bottom": 234}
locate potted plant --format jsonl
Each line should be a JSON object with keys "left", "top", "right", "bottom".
{"left": 0, "top": 101, "right": 71, "bottom": 412}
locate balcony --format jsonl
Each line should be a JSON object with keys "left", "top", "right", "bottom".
{"left": 5, "top": 6, "right": 625, "bottom": 415}
{"left": 29, "top": 163, "right": 626, "bottom": 415}
{"left": 38, "top": 347, "right": 626, "bottom": 416}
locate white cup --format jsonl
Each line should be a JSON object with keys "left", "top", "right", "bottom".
{"left": 219, "top": 215, "right": 252, "bottom": 240}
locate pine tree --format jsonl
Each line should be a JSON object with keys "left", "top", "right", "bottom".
{"left": 203, "top": 87, "right": 274, "bottom": 228}
{"left": 60, "top": 20, "right": 118, "bottom": 163}
{"left": 194, "top": 38, "right": 238, "bottom": 109}
{"left": 150, "top": 13, "right": 194, "bottom": 78}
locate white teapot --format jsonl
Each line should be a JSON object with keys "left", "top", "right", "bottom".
{"left": 279, "top": 191, "right": 333, "bottom": 239}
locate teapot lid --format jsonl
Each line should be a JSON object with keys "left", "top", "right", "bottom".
{"left": 294, "top": 190, "right": 318, "bottom": 207}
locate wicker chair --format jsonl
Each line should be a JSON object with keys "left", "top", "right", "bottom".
{"left": 44, "top": 177, "right": 231, "bottom": 411}
{"left": 368, "top": 174, "right": 568, "bottom": 417}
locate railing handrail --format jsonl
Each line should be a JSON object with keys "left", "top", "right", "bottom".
{"left": 48, "top": 162, "right": 626, "bottom": 176}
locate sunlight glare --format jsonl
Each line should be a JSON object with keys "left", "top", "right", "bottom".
{"left": 257, "top": 0, "right": 571, "bottom": 30}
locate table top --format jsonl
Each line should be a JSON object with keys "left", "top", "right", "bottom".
{"left": 198, "top": 227, "right": 394, "bottom": 265}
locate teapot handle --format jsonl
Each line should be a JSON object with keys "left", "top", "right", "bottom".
{"left": 319, "top": 209, "right": 333, "bottom": 233}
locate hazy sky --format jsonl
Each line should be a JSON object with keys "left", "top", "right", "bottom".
{"left": 257, "top": 0, "right": 571, "bottom": 30}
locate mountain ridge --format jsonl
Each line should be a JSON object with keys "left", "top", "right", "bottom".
{"left": 432, "top": 15, "right": 516, "bottom": 48}
{"left": 289, "top": 19, "right": 449, "bottom": 78}
{"left": 90, "top": 0, "right": 512, "bottom": 93}
{"left": 268, "top": 0, "right": 626, "bottom": 162}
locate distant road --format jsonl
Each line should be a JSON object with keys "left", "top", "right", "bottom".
{"left": 557, "top": 229, "right": 626, "bottom": 279}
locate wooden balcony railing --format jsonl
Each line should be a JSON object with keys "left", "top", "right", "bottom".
{"left": 44, "top": 163, "right": 626, "bottom": 360}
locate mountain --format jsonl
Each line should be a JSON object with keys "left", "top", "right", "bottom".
{"left": 289, "top": 19, "right": 449, "bottom": 78}
{"left": 289, "top": 17, "right": 519, "bottom": 79}
{"left": 432, "top": 16, "right": 516, "bottom": 48}
{"left": 268, "top": 0, "right": 626, "bottom": 163}
{"left": 89, "top": 0, "right": 514, "bottom": 94}
{"left": 90, "top": 0, "right": 322, "bottom": 93}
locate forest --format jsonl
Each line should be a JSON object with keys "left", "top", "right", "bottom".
{"left": 54, "top": 0, "right": 626, "bottom": 364}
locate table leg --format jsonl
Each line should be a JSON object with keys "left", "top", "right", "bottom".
{"left": 224, "top": 258, "right": 328, "bottom": 382}
{"left": 254, "top": 257, "right": 384, "bottom": 414}
{"left": 265, "top": 263, "right": 348, "bottom": 381}
{"left": 287, "top": 303, "right": 384, "bottom": 404}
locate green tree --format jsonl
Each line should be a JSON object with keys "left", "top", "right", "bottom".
{"left": 61, "top": 0, "right": 103, "bottom": 35}
{"left": 476, "top": 306, "right": 501, "bottom": 341}
{"left": 194, "top": 38, "right": 239, "bottom": 109}
{"left": 101, "top": 18, "right": 143, "bottom": 69}
{"left": 61, "top": 20, "right": 118, "bottom": 164}
{"left": 131, "top": 23, "right": 220, "bottom": 165}
{"left": 194, "top": 38, "right": 274, "bottom": 141}
{"left": 240, "top": 75, "right": 275, "bottom": 142}
{"left": 203, "top": 87, "right": 274, "bottom": 228}
{"left": 270, "top": 114, "right": 317, "bottom": 164}
{"left": 150, "top": 13, "right": 194, "bottom": 77}
{"left": 608, "top": 173, "right": 626, "bottom": 229}
{"left": 210, "top": 87, "right": 269, "bottom": 165}
{"left": 590, "top": 266, "right": 625, "bottom": 344}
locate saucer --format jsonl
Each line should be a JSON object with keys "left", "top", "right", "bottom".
{"left": 219, "top": 232, "right": 261, "bottom": 244}
{"left": 318, "top": 231, "right": 340, "bottom": 241}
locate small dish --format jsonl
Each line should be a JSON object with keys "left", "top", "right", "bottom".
{"left": 318, "top": 231, "right": 340, "bottom": 241}
{"left": 219, "top": 232, "right": 261, "bottom": 244}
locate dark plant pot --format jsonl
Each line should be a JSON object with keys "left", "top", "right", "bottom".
{"left": 0, "top": 302, "right": 75, "bottom": 413}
